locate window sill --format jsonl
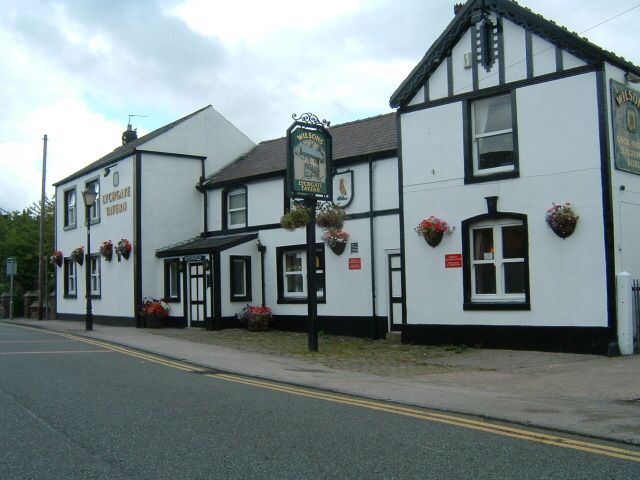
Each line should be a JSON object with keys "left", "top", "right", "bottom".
{"left": 63, "top": 224, "right": 77, "bottom": 231}
{"left": 464, "top": 169, "right": 519, "bottom": 184}
{"left": 165, "top": 297, "right": 181, "bottom": 304}
{"left": 464, "top": 302, "right": 530, "bottom": 311}
{"left": 63, "top": 294, "right": 77, "bottom": 299}
{"left": 277, "top": 297, "right": 326, "bottom": 304}
{"left": 230, "top": 295, "right": 252, "bottom": 303}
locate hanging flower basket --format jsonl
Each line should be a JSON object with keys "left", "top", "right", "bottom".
{"left": 115, "top": 238, "right": 132, "bottom": 261}
{"left": 100, "top": 240, "right": 113, "bottom": 261}
{"left": 415, "top": 216, "right": 453, "bottom": 248}
{"left": 321, "top": 228, "right": 349, "bottom": 255}
{"left": 280, "top": 205, "right": 310, "bottom": 231}
{"left": 546, "top": 203, "right": 579, "bottom": 239}
{"left": 315, "top": 203, "right": 345, "bottom": 230}
{"left": 50, "top": 251, "right": 63, "bottom": 267}
{"left": 71, "top": 246, "right": 84, "bottom": 265}
{"left": 422, "top": 230, "right": 444, "bottom": 248}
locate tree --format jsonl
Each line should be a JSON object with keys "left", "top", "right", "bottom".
{"left": 0, "top": 198, "right": 55, "bottom": 316}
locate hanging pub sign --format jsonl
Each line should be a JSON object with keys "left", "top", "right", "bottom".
{"left": 333, "top": 170, "right": 354, "bottom": 208}
{"left": 287, "top": 113, "right": 332, "bottom": 200}
{"left": 611, "top": 79, "right": 640, "bottom": 175}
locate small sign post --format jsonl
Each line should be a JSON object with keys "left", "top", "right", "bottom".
{"left": 6, "top": 258, "right": 17, "bottom": 320}
{"left": 286, "top": 113, "right": 332, "bottom": 352}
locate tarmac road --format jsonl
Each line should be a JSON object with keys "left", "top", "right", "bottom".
{"left": 1, "top": 322, "right": 639, "bottom": 479}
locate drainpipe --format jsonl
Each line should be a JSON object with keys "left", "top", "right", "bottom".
{"left": 369, "top": 154, "right": 378, "bottom": 339}
{"left": 258, "top": 241, "right": 266, "bottom": 306}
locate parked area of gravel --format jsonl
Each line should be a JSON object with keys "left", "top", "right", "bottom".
{"left": 146, "top": 328, "right": 483, "bottom": 377}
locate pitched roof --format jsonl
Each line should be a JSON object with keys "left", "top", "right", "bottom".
{"left": 203, "top": 112, "right": 397, "bottom": 187}
{"left": 53, "top": 105, "right": 212, "bottom": 186}
{"left": 390, "top": 0, "right": 640, "bottom": 108}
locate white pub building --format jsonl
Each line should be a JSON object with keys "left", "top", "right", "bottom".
{"left": 55, "top": 0, "right": 640, "bottom": 353}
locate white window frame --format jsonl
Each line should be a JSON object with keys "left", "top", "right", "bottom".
{"left": 227, "top": 188, "right": 247, "bottom": 228}
{"left": 64, "top": 188, "right": 77, "bottom": 229}
{"left": 65, "top": 259, "right": 76, "bottom": 296}
{"left": 470, "top": 219, "right": 526, "bottom": 303}
{"left": 90, "top": 255, "right": 101, "bottom": 296}
{"left": 168, "top": 262, "right": 180, "bottom": 299}
{"left": 283, "top": 251, "right": 306, "bottom": 298}
{"left": 85, "top": 178, "right": 100, "bottom": 223}
{"left": 471, "top": 93, "right": 515, "bottom": 177}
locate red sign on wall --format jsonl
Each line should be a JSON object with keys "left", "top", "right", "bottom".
{"left": 445, "top": 254, "right": 462, "bottom": 268}
{"left": 348, "top": 258, "right": 362, "bottom": 270}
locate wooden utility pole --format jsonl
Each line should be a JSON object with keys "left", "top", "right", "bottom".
{"left": 38, "top": 134, "right": 47, "bottom": 320}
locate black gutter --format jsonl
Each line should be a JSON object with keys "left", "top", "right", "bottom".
{"left": 596, "top": 67, "right": 617, "bottom": 341}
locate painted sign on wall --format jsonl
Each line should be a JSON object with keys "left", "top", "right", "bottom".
{"left": 103, "top": 186, "right": 131, "bottom": 216}
{"left": 333, "top": 170, "right": 354, "bottom": 207}
{"left": 611, "top": 79, "right": 640, "bottom": 175}
{"left": 348, "top": 258, "right": 362, "bottom": 270}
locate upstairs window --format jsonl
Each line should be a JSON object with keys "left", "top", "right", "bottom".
{"left": 85, "top": 178, "right": 100, "bottom": 224}
{"left": 226, "top": 187, "right": 247, "bottom": 229}
{"left": 468, "top": 93, "right": 518, "bottom": 181}
{"left": 64, "top": 188, "right": 77, "bottom": 229}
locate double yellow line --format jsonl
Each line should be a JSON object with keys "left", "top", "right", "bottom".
{"left": 13, "top": 325, "right": 640, "bottom": 463}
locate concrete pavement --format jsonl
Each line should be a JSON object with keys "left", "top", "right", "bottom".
{"left": 4, "top": 318, "right": 640, "bottom": 445}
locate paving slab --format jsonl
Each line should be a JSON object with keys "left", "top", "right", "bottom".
{"left": 5, "top": 318, "right": 640, "bottom": 445}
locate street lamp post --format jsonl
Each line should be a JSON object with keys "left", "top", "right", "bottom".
{"left": 82, "top": 186, "right": 97, "bottom": 331}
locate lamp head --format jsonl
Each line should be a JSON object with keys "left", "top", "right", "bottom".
{"left": 82, "top": 186, "right": 98, "bottom": 207}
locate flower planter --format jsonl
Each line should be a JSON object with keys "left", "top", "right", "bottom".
{"left": 329, "top": 242, "right": 347, "bottom": 255}
{"left": 247, "top": 314, "right": 271, "bottom": 332}
{"left": 422, "top": 230, "right": 444, "bottom": 248}
{"left": 145, "top": 314, "right": 164, "bottom": 328}
{"left": 50, "top": 254, "right": 63, "bottom": 267}
{"left": 100, "top": 247, "right": 113, "bottom": 262}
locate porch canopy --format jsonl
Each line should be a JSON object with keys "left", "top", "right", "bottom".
{"left": 155, "top": 232, "right": 258, "bottom": 258}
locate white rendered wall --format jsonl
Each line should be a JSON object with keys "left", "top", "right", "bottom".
{"left": 142, "top": 106, "right": 255, "bottom": 177}
{"left": 140, "top": 153, "right": 202, "bottom": 302}
{"left": 531, "top": 34, "right": 556, "bottom": 77}
{"left": 55, "top": 157, "right": 135, "bottom": 318}
{"left": 401, "top": 72, "right": 608, "bottom": 327}
{"left": 451, "top": 29, "right": 473, "bottom": 97}
{"left": 221, "top": 241, "right": 261, "bottom": 317}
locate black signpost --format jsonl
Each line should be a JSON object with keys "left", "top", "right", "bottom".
{"left": 286, "top": 113, "right": 332, "bottom": 352}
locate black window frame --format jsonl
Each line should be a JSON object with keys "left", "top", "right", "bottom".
{"left": 63, "top": 186, "right": 77, "bottom": 230}
{"left": 164, "top": 259, "right": 182, "bottom": 303}
{"left": 462, "top": 212, "right": 530, "bottom": 310}
{"left": 222, "top": 185, "right": 248, "bottom": 230}
{"left": 63, "top": 257, "right": 77, "bottom": 298}
{"left": 229, "top": 255, "right": 252, "bottom": 302}
{"left": 464, "top": 90, "right": 519, "bottom": 184}
{"left": 276, "top": 243, "right": 326, "bottom": 304}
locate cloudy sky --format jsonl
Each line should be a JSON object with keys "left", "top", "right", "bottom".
{"left": 1, "top": 0, "right": 639, "bottom": 212}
